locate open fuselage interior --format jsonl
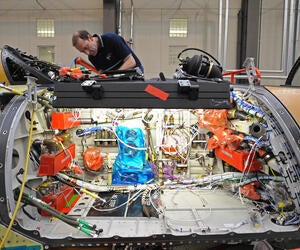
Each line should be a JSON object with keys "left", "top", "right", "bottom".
{"left": 3, "top": 86, "right": 300, "bottom": 242}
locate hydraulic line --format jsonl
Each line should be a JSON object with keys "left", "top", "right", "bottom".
{"left": 20, "top": 193, "right": 102, "bottom": 237}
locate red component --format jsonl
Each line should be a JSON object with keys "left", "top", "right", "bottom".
{"left": 51, "top": 112, "right": 80, "bottom": 130}
{"left": 40, "top": 185, "right": 80, "bottom": 216}
{"left": 38, "top": 143, "right": 76, "bottom": 176}
{"left": 215, "top": 146, "right": 262, "bottom": 172}
{"left": 83, "top": 147, "right": 104, "bottom": 171}
{"left": 222, "top": 67, "right": 261, "bottom": 84}
{"left": 198, "top": 109, "right": 228, "bottom": 130}
{"left": 207, "top": 128, "right": 244, "bottom": 151}
{"left": 66, "top": 163, "right": 84, "bottom": 175}
{"left": 74, "top": 57, "right": 99, "bottom": 75}
{"left": 161, "top": 145, "right": 177, "bottom": 153}
{"left": 240, "top": 182, "right": 261, "bottom": 200}
{"left": 58, "top": 67, "right": 70, "bottom": 76}
{"left": 59, "top": 67, "right": 83, "bottom": 79}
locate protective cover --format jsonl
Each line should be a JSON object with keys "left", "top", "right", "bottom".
{"left": 112, "top": 126, "right": 154, "bottom": 184}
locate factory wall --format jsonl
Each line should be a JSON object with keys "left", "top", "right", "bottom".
{"left": 0, "top": 0, "right": 298, "bottom": 84}
{"left": 0, "top": 9, "right": 101, "bottom": 67}
{"left": 121, "top": 1, "right": 241, "bottom": 79}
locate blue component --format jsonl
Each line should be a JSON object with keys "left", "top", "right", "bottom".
{"left": 77, "top": 125, "right": 113, "bottom": 137}
{"left": 275, "top": 214, "right": 300, "bottom": 226}
{"left": 112, "top": 126, "right": 153, "bottom": 184}
{"left": 231, "top": 91, "right": 265, "bottom": 118}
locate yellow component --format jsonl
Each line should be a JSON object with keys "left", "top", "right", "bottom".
{"left": 163, "top": 114, "right": 168, "bottom": 123}
{"left": 227, "top": 109, "right": 236, "bottom": 119}
{"left": 253, "top": 222, "right": 260, "bottom": 228}
{"left": 0, "top": 50, "right": 10, "bottom": 86}
{"left": 80, "top": 188, "right": 99, "bottom": 199}
{"left": 107, "top": 169, "right": 112, "bottom": 185}
{"left": 58, "top": 141, "right": 66, "bottom": 150}
{"left": 106, "top": 153, "right": 112, "bottom": 185}
{"left": 38, "top": 88, "right": 48, "bottom": 96}
{"left": 269, "top": 166, "right": 277, "bottom": 178}
{"left": 37, "top": 179, "right": 54, "bottom": 189}
{"left": 0, "top": 83, "right": 24, "bottom": 96}
{"left": 0, "top": 224, "right": 43, "bottom": 249}
{"left": 50, "top": 217, "right": 59, "bottom": 222}
{"left": 278, "top": 201, "right": 285, "bottom": 208}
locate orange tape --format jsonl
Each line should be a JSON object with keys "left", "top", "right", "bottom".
{"left": 145, "top": 84, "right": 169, "bottom": 101}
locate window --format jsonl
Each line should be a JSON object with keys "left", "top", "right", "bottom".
{"left": 38, "top": 46, "right": 55, "bottom": 63}
{"left": 169, "top": 18, "right": 188, "bottom": 38}
{"left": 37, "top": 19, "right": 55, "bottom": 38}
{"left": 168, "top": 46, "right": 186, "bottom": 65}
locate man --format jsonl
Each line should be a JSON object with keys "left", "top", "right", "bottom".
{"left": 72, "top": 30, "right": 144, "bottom": 73}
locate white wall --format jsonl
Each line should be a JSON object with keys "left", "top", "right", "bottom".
{"left": 121, "top": 0, "right": 242, "bottom": 78}
{"left": 0, "top": 0, "right": 298, "bottom": 84}
{"left": 0, "top": 9, "right": 102, "bottom": 67}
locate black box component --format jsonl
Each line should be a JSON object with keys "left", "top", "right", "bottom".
{"left": 53, "top": 79, "right": 230, "bottom": 109}
{"left": 177, "top": 79, "right": 200, "bottom": 100}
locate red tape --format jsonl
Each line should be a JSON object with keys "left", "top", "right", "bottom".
{"left": 145, "top": 84, "right": 169, "bottom": 101}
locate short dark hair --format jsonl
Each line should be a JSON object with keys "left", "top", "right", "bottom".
{"left": 72, "top": 30, "right": 91, "bottom": 46}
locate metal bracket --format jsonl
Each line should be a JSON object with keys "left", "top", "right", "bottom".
{"left": 81, "top": 80, "right": 103, "bottom": 99}
{"left": 177, "top": 79, "right": 199, "bottom": 100}
{"left": 25, "top": 76, "right": 38, "bottom": 109}
{"left": 243, "top": 57, "right": 259, "bottom": 90}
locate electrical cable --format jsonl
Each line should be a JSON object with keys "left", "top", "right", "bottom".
{"left": 92, "top": 190, "right": 144, "bottom": 212}
{"left": 177, "top": 48, "right": 222, "bottom": 67}
{"left": 0, "top": 107, "right": 35, "bottom": 249}
{"left": 21, "top": 204, "right": 37, "bottom": 221}
{"left": 77, "top": 125, "right": 147, "bottom": 151}
{"left": 16, "top": 168, "right": 36, "bottom": 191}
{"left": 57, "top": 172, "right": 155, "bottom": 193}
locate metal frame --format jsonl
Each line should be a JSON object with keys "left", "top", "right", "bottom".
{"left": 1, "top": 85, "right": 300, "bottom": 248}
{"left": 220, "top": 0, "right": 299, "bottom": 80}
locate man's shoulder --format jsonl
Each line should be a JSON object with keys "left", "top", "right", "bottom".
{"left": 102, "top": 32, "right": 119, "bottom": 39}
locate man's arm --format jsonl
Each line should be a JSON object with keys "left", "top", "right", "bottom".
{"left": 118, "top": 54, "right": 136, "bottom": 70}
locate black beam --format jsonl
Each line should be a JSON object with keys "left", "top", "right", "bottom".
{"left": 103, "top": 0, "right": 119, "bottom": 33}
{"left": 237, "top": 0, "right": 261, "bottom": 68}
{"left": 53, "top": 79, "right": 230, "bottom": 109}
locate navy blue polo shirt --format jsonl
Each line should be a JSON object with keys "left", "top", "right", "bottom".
{"left": 88, "top": 33, "right": 144, "bottom": 73}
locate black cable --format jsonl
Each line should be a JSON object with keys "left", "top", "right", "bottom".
{"left": 21, "top": 193, "right": 80, "bottom": 227}
{"left": 53, "top": 174, "right": 78, "bottom": 188}
{"left": 177, "top": 47, "right": 222, "bottom": 66}
{"left": 21, "top": 204, "right": 37, "bottom": 221}
{"left": 22, "top": 193, "right": 103, "bottom": 235}
{"left": 16, "top": 168, "right": 35, "bottom": 191}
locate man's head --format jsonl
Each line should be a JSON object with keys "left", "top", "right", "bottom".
{"left": 72, "top": 30, "right": 98, "bottom": 56}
